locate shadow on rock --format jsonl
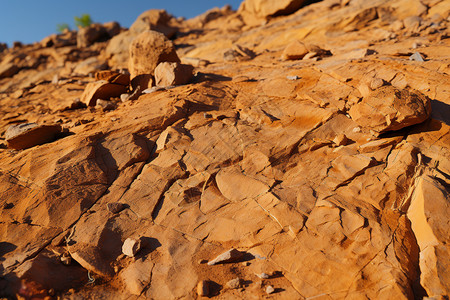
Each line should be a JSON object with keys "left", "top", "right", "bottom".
{"left": 137, "top": 237, "right": 162, "bottom": 258}
{"left": 431, "top": 99, "right": 450, "bottom": 126}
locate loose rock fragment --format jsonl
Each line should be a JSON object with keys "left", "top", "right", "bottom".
{"left": 107, "top": 202, "right": 128, "bottom": 214}
{"left": 154, "top": 62, "right": 194, "bottom": 87}
{"left": 257, "top": 273, "right": 270, "bottom": 279}
{"left": 122, "top": 238, "right": 141, "bottom": 257}
{"left": 333, "top": 134, "right": 348, "bottom": 146}
{"left": 5, "top": 123, "right": 62, "bottom": 150}
{"left": 197, "top": 280, "right": 210, "bottom": 297}
{"left": 96, "top": 99, "right": 116, "bottom": 111}
{"left": 282, "top": 40, "right": 308, "bottom": 60}
{"left": 266, "top": 285, "right": 275, "bottom": 294}
{"left": 81, "top": 80, "right": 128, "bottom": 106}
{"left": 410, "top": 52, "right": 425, "bottom": 62}
{"left": 207, "top": 248, "right": 244, "bottom": 265}
{"left": 226, "top": 278, "right": 241, "bottom": 289}
{"left": 370, "top": 78, "right": 384, "bottom": 90}
{"left": 348, "top": 86, "right": 431, "bottom": 133}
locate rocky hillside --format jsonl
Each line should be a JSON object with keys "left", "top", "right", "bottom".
{"left": 0, "top": 0, "right": 449, "bottom": 299}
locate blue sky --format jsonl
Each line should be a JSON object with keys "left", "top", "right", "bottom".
{"left": 0, "top": 0, "right": 243, "bottom": 46}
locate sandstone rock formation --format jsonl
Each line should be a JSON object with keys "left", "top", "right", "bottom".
{"left": 0, "top": 0, "right": 449, "bottom": 299}
{"left": 128, "top": 30, "right": 180, "bottom": 78}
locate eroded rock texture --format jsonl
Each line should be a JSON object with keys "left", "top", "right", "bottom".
{"left": 0, "top": 0, "right": 449, "bottom": 299}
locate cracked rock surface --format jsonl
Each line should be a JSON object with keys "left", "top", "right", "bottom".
{"left": 0, "top": 0, "right": 449, "bottom": 299}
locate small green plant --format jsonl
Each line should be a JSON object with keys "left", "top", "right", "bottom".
{"left": 74, "top": 14, "right": 93, "bottom": 28}
{"left": 56, "top": 23, "right": 71, "bottom": 33}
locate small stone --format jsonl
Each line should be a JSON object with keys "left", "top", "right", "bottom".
{"left": 286, "top": 75, "right": 300, "bottom": 80}
{"left": 120, "top": 93, "right": 131, "bottom": 102}
{"left": 197, "top": 280, "right": 209, "bottom": 297}
{"left": 266, "top": 285, "right": 275, "bottom": 294}
{"left": 207, "top": 248, "right": 244, "bottom": 265}
{"left": 96, "top": 99, "right": 116, "bottom": 111}
{"left": 122, "top": 238, "right": 141, "bottom": 257}
{"left": 370, "top": 78, "right": 384, "bottom": 90}
{"left": 107, "top": 202, "right": 127, "bottom": 214}
{"left": 242, "top": 261, "right": 250, "bottom": 266}
{"left": 409, "top": 52, "right": 425, "bottom": 62}
{"left": 333, "top": 134, "right": 348, "bottom": 146}
{"left": 154, "top": 62, "right": 194, "bottom": 87}
{"left": 226, "top": 278, "right": 241, "bottom": 289}
{"left": 282, "top": 40, "right": 308, "bottom": 60}
{"left": 257, "top": 273, "right": 270, "bottom": 279}
{"left": 352, "top": 127, "right": 361, "bottom": 133}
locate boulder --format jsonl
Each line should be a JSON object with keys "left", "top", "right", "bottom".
{"left": 154, "top": 62, "right": 194, "bottom": 87}
{"left": 128, "top": 30, "right": 180, "bottom": 78}
{"left": 348, "top": 86, "right": 431, "bottom": 133}
{"left": 80, "top": 80, "right": 128, "bottom": 106}
{"left": 5, "top": 123, "right": 62, "bottom": 150}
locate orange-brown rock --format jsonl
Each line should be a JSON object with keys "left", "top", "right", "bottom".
{"left": 281, "top": 40, "right": 308, "bottom": 60}
{"left": 154, "top": 62, "right": 194, "bottom": 87}
{"left": 80, "top": 80, "right": 128, "bottom": 106}
{"left": 0, "top": 0, "right": 449, "bottom": 299}
{"left": 349, "top": 85, "right": 431, "bottom": 133}
{"left": 128, "top": 30, "right": 180, "bottom": 78}
{"left": 5, "top": 123, "right": 62, "bottom": 150}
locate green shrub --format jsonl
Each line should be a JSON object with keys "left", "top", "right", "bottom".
{"left": 74, "top": 14, "right": 93, "bottom": 28}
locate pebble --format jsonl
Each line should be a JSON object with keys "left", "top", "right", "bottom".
{"left": 409, "top": 52, "right": 425, "bottom": 62}
{"left": 286, "top": 75, "right": 300, "bottom": 80}
{"left": 96, "top": 99, "right": 116, "bottom": 111}
{"left": 122, "top": 238, "right": 141, "bottom": 257}
{"left": 333, "top": 134, "right": 348, "bottom": 146}
{"left": 197, "top": 280, "right": 209, "bottom": 297}
{"left": 242, "top": 261, "right": 250, "bottom": 266}
{"left": 207, "top": 248, "right": 244, "bottom": 265}
{"left": 257, "top": 272, "right": 270, "bottom": 279}
{"left": 226, "top": 278, "right": 241, "bottom": 289}
{"left": 370, "top": 78, "right": 384, "bottom": 90}
{"left": 107, "top": 202, "right": 127, "bottom": 214}
{"left": 266, "top": 285, "right": 275, "bottom": 294}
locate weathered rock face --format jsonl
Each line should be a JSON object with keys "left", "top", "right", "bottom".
{"left": 128, "top": 30, "right": 180, "bottom": 78}
{"left": 1, "top": 0, "right": 449, "bottom": 299}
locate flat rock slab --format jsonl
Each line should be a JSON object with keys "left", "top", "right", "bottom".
{"left": 5, "top": 123, "right": 62, "bottom": 150}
